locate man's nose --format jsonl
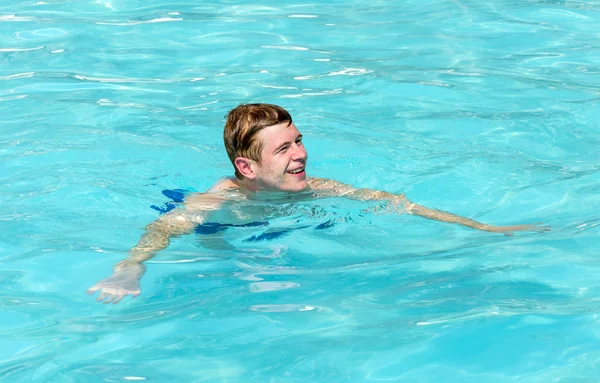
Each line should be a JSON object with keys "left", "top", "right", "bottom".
{"left": 292, "top": 143, "right": 307, "bottom": 160}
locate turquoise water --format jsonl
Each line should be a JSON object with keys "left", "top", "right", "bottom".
{"left": 2, "top": 0, "right": 600, "bottom": 381}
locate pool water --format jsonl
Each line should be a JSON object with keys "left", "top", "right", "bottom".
{"left": 2, "top": 0, "right": 600, "bottom": 381}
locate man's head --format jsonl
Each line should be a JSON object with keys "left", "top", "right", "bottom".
{"left": 224, "top": 103, "right": 308, "bottom": 192}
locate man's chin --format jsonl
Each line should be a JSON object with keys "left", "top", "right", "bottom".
{"left": 258, "top": 178, "right": 307, "bottom": 193}
{"left": 282, "top": 178, "right": 308, "bottom": 193}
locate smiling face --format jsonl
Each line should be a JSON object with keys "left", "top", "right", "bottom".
{"left": 236, "top": 122, "right": 308, "bottom": 192}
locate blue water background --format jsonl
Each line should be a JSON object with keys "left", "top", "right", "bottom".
{"left": 1, "top": 0, "right": 600, "bottom": 381}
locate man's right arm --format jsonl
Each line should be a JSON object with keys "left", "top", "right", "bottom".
{"left": 87, "top": 179, "right": 235, "bottom": 303}
{"left": 114, "top": 210, "right": 201, "bottom": 270}
{"left": 118, "top": 184, "right": 234, "bottom": 268}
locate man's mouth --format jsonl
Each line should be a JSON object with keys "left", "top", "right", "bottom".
{"left": 287, "top": 166, "right": 305, "bottom": 175}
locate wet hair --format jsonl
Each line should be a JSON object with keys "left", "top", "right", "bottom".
{"left": 223, "top": 103, "right": 292, "bottom": 179}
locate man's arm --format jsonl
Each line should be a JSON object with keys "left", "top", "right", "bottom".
{"left": 88, "top": 179, "right": 235, "bottom": 304}
{"left": 307, "top": 178, "right": 544, "bottom": 234}
{"left": 114, "top": 210, "right": 200, "bottom": 269}
{"left": 115, "top": 186, "right": 232, "bottom": 269}
{"left": 308, "top": 177, "right": 403, "bottom": 201}
{"left": 403, "top": 202, "right": 542, "bottom": 233}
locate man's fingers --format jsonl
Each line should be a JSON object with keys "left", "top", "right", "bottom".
{"left": 96, "top": 292, "right": 109, "bottom": 302}
{"left": 86, "top": 285, "right": 100, "bottom": 295}
{"left": 92, "top": 291, "right": 133, "bottom": 304}
{"left": 103, "top": 294, "right": 118, "bottom": 304}
{"left": 501, "top": 224, "right": 550, "bottom": 233}
{"left": 521, "top": 224, "right": 550, "bottom": 233}
{"left": 89, "top": 285, "right": 140, "bottom": 303}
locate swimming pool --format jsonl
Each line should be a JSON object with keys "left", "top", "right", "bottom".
{"left": 2, "top": 0, "right": 600, "bottom": 381}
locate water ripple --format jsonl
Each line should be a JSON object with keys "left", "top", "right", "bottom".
{"left": 96, "top": 17, "right": 182, "bottom": 25}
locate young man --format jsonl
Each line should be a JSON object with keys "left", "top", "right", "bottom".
{"left": 88, "top": 103, "right": 543, "bottom": 304}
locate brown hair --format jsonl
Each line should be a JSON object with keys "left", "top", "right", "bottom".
{"left": 223, "top": 103, "right": 292, "bottom": 179}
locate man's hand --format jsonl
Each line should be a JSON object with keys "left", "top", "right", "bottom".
{"left": 480, "top": 224, "right": 550, "bottom": 236}
{"left": 87, "top": 263, "right": 146, "bottom": 304}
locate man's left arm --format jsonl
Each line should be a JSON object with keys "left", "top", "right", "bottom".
{"left": 307, "top": 178, "right": 546, "bottom": 234}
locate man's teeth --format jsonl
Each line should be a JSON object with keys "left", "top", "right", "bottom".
{"left": 288, "top": 168, "right": 304, "bottom": 174}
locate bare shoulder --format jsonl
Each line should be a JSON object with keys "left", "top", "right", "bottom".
{"left": 208, "top": 177, "right": 239, "bottom": 192}
{"left": 307, "top": 177, "right": 342, "bottom": 190}
{"left": 307, "top": 177, "right": 356, "bottom": 199}
{"left": 184, "top": 178, "right": 239, "bottom": 211}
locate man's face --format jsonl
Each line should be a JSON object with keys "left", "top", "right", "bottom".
{"left": 252, "top": 122, "right": 308, "bottom": 192}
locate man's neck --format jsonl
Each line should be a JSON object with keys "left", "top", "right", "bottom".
{"left": 236, "top": 177, "right": 259, "bottom": 193}
{"left": 235, "top": 177, "right": 312, "bottom": 201}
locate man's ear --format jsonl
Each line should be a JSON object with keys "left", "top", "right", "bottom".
{"left": 234, "top": 157, "right": 257, "bottom": 179}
